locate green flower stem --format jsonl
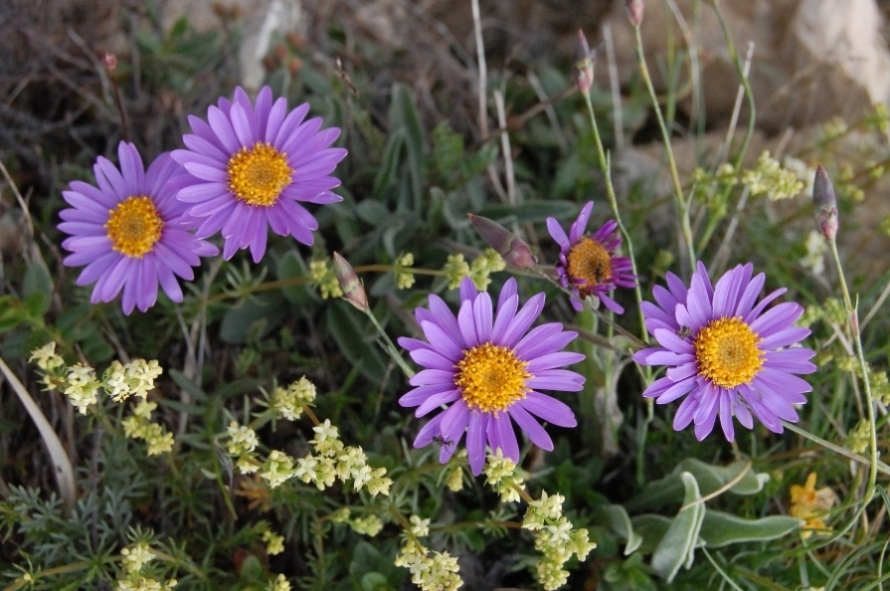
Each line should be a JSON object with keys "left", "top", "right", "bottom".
{"left": 363, "top": 309, "right": 416, "bottom": 379}
{"left": 828, "top": 238, "right": 879, "bottom": 503}
{"left": 631, "top": 23, "right": 696, "bottom": 267}
{"left": 782, "top": 422, "right": 890, "bottom": 477}
{"left": 580, "top": 92, "right": 648, "bottom": 345}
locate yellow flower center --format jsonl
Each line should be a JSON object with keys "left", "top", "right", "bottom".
{"left": 454, "top": 342, "right": 532, "bottom": 413}
{"left": 566, "top": 237, "right": 612, "bottom": 293}
{"left": 693, "top": 316, "right": 764, "bottom": 388}
{"left": 226, "top": 142, "right": 294, "bottom": 207}
{"left": 105, "top": 196, "right": 164, "bottom": 258}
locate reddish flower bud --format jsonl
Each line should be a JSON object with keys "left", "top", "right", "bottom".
{"left": 813, "top": 164, "right": 839, "bottom": 240}
{"left": 103, "top": 53, "right": 117, "bottom": 73}
{"left": 573, "top": 29, "right": 594, "bottom": 96}
{"left": 468, "top": 214, "right": 537, "bottom": 269}
{"left": 332, "top": 252, "right": 369, "bottom": 312}
{"left": 626, "top": 0, "right": 644, "bottom": 27}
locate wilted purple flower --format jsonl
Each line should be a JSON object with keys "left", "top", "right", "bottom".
{"left": 399, "top": 278, "right": 585, "bottom": 475}
{"left": 546, "top": 201, "right": 636, "bottom": 313}
{"left": 171, "top": 86, "right": 346, "bottom": 262}
{"left": 58, "top": 142, "right": 218, "bottom": 314}
{"left": 633, "top": 262, "right": 817, "bottom": 441}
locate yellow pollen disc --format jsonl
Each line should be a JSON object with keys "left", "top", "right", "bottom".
{"left": 454, "top": 342, "right": 532, "bottom": 413}
{"left": 693, "top": 316, "right": 764, "bottom": 388}
{"left": 226, "top": 142, "right": 294, "bottom": 207}
{"left": 566, "top": 237, "right": 612, "bottom": 293}
{"left": 105, "top": 196, "right": 164, "bottom": 258}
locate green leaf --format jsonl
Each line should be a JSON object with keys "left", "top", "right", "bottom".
{"left": 388, "top": 84, "right": 425, "bottom": 209}
{"left": 325, "top": 306, "right": 388, "bottom": 386}
{"left": 168, "top": 369, "right": 208, "bottom": 402}
{"left": 650, "top": 472, "right": 706, "bottom": 582}
{"left": 630, "top": 514, "right": 672, "bottom": 554}
{"left": 372, "top": 129, "right": 406, "bottom": 200}
{"left": 276, "top": 250, "right": 317, "bottom": 306}
{"left": 699, "top": 511, "right": 802, "bottom": 548}
{"left": 219, "top": 293, "right": 285, "bottom": 344}
{"left": 599, "top": 504, "right": 643, "bottom": 555}
{"left": 626, "top": 458, "right": 768, "bottom": 512}
{"left": 23, "top": 261, "right": 53, "bottom": 317}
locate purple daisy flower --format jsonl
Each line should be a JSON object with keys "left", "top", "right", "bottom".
{"left": 58, "top": 141, "right": 219, "bottom": 314}
{"left": 546, "top": 201, "right": 636, "bottom": 313}
{"left": 398, "top": 277, "right": 586, "bottom": 475}
{"left": 170, "top": 86, "right": 347, "bottom": 262}
{"left": 632, "top": 262, "right": 817, "bottom": 441}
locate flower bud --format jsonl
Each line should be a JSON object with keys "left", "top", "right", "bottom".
{"left": 813, "top": 164, "right": 839, "bottom": 240}
{"left": 468, "top": 214, "right": 537, "bottom": 269}
{"left": 103, "top": 53, "right": 117, "bottom": 73}
{"left": 332, "top": 252, "right": 369, "bottom": 312}
{"left": 626, "top": 0, "right": 644, "bottom": 27}
{"left": 573, "top": 30, "right": 594, "bottom": 96}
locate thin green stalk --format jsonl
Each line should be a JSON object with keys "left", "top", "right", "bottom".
{"left": 783, "top": 422, "right": 889, "bottom": 477}
{"left": 364, "top": 309, "right": 415, "bottom": 379}
{"left": 631, "top": 23, "right": 695, "bottom": 267}
{"left": 581, "top": 93, "right": 648, "bottom": 344}
{"left": 828, "top": 238, "right": 878, "bottom": 503}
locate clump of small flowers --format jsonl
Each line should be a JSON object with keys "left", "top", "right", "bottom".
{"left": 293, "top": 420, "right": 392, "bottom": 496}
{"left": 261, "top": 450, "right": 297, "bottom": 488}
{"left": 104, "top": 359, "right": 163, "bottom": 402}
{"left": 116, "top": 540, "right": 177, "bottom": 591}
{"left": 349, "top": 514, "right": 384, "bottom": 536}
{"left": 741, "top": 151, "right": 805, "bottom": 200}
{"left": 226, "top": 421, "right": 262, "bottom": 474}
{"left": 310, "top": 258, "right": 343, "bottom": 299}
{"left": 847, "top": 419, "right": 871, "bottom": 454}
{"left": 799, "top": 230, "right": 828, "bottom": 275}
{"left": 394, "top": 515, "right": 463, "bottom": 591}
{"left": 271, "top": 376, "right": 316, "bottom": 420}
{"left": 444, "top": 453, "right": 466, "bottom": 492}
{"left": 266, "top": 574, "right": 291, "bottom": 591}
{"left": 783, "top": 156, "right": 816, "bottom": 197}
{"left": 62, "top": 363, "right": 102, "bottom": 414}
{"left": 394, "top": 252, "right": 416, "bottom": 289}
{"left": 121, "top": 401, "right": 175, "bottom": 456}
{"left": 880, "top": 214, "right": 890, "bottom": 237}
{"left": 261, "top": 529, "right": 285, "bottom": 555}
{"left": 870, "top": 368, "right": 890, "bottom": 404}
{"left": 483, "top": 449, "right": 525, "bottom": 503}
{"left": 522, "top": 491, "right": 596, "bottom": 591}
{"left": 442, "top": 253, "right": 471, "bottom": 289}
{"left": 29, "top": 342, "right": 65, "bottom": 376}
{"left": 789, "top": 472, "right": 837, "bottom": 539}
{"left": 468, "top": 247, "right": 506, "bottom": 290}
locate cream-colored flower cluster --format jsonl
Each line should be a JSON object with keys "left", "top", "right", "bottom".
{"left": 394, "top": 515, "right": 463, "bottom": 591}
{"left": 799, "top": 230, "right": 828, "bottom": 276}
{"left": 442, "top": 248, "right": 505, "bottom": 290}
{"left": 310, "top": 258, "right": 343, "bottom": 299}
{"left": 272, "top": 376, "right": 317, "bottom": 421}
{"left": 265, "top": 574, "right": 291, "bottom": 591}
{"left": 523, "top": 491, "right": 596, "bottom": 591}
{"left": 741, "top": 151, "right": 805, "bottom": 201}
{"left": 330, "top": 508, "right": 385, "bottom": 537}
{"left": 394, "top": 252, "right": 416, "bottom": 289}
{"left": 482, "top": 449, "right": 525, "bottom": 503}
{"left": 261, "top": 529, "right": 285, "bottom": 555}
{"left": 116, "top": 540, "right": 177, "bottom": 591}
{"left": 122, "top": 401, "right": 175, "bottom": 456}
{"left": 30, "top": 344, "right": 173, "bottom": 455}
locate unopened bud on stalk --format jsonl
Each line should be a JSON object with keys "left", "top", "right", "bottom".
{"left": 626, "top": 0, "right": 645, "bottom": 27}
{"left": 468, "top": 214, "right": 537, "bottom": 269}
{"left": 573, "top": 30, "right": 594, "bottom": 96}
{"left": 332, "top": 252, "right": 369, "bottom": 312}
{"left": 103, "top": 53, "right": 117, "bottom": 73}
{"left": 813, "top": 164, "right": 839, "bottom": 240}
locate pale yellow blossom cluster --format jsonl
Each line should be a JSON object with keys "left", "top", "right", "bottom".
{"left": 394, "top": 514, "right": 463, "bottom": 591}
{"left": 261, "top": 529, "right": 285, "bottom": 555}
{"left": 442, "top": 253, "right": 471, "bottom": 289}
{"left": 522, "top": 491, "right": 597, "bottom": 591}
{"left": 265, "top": 574, "right": 291, "bottom": 591}
{"left": 29, "top": 345, "right": 173, "bottom": 456}
{"left": 122, "top": 401, "right": 175, "bottom": 456}
{"left": 394, "top": 252, "right": 416, "bottom": 289}
{"left": 310, "top": 258, "right": 343, "bottom": 299}
{"left": 272, "top": 376, "right": 317, "bottom": 421}
{"left": 116, "top": 540, "right": 177, "bottom": 591}
{"left": 799, "top": 230, "right": 828, "bottom": 275}
{"left": 741, "top": 151, "right": 805, "bottom": 201}
{"left": 329, "top": 508, "right": 384, "bottom": 537}
{"left": 482, "top": 449, "right": 525, "bottom": 503}
{"left": 442, "top": 248, "right": 505, "bottom": 290}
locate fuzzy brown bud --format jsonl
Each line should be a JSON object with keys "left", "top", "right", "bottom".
{"left": 468, "top": 214, "right": 537, "bottom": 269}
{"left": 332, "top": 252, "right": 369, "bottom": 312}
{"left": 626, "top": 0, "right": 644, "bottom": 27}
{"left": 573, "top": 30, "right": 594, "bottom": 96}
{"left": 813, "top": 164, "right": 839, "bottom": 240}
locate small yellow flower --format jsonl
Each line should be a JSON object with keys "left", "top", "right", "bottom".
{"left": 789, "top": 472, "right": 837, "bottom": 539}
